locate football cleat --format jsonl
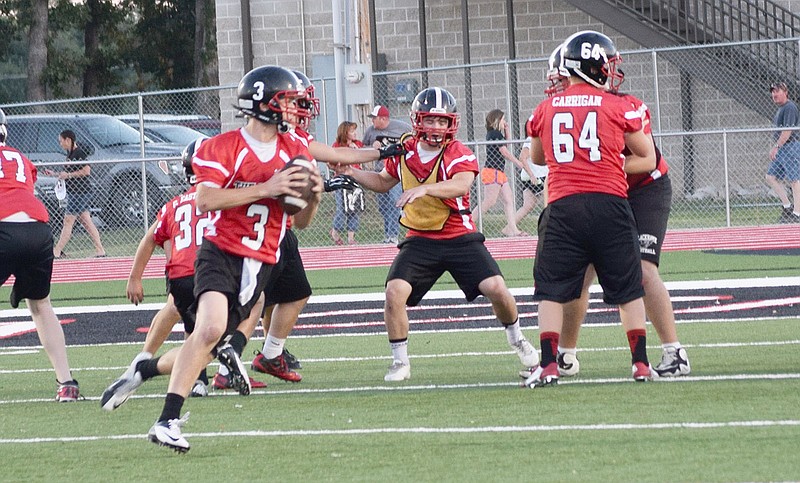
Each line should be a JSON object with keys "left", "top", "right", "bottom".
{"left": 384, "top": 360, "right": 411, "bottom": 382}
{"left": 251, "top": 351, "right": 302, "bottom": 382}
{"left": 632, "top": 361, "right": 657, "bottom": 381}
{"left": 56, "top": 379, "right": 81, "bottom": 402}
{"left": 100, "top": 352, "right": 151, "bottom": 410}
{"left": 212, "top": 373, "right": 267, "bottom": 390}
{"left": 654, "top": 346, "right": 691, "bottom": 377}
{"left": 217, "top": 344, "right": 252, "bottom": 396}
{"left": 523, "top": 362, "right": 559, "bottom": 388}
{"left": 510, "top": 337, "right": 539, "bottom": 368}
{"left": 557, "top": 352, "right": 581, "bottom": 377}
{"left": 283, "top": 347, "right": 302, "bottom": 370}
{"left": 189, "top": 380, "right": 208, "bottom": 397}
{"left": 148, "top": 412, "right": 190, "bottom": 453}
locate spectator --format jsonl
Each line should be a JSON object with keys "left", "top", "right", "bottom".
{"left": 330, "top": 121, "right": 364, "bottom": 245}
{"left": 513, "top": 137, "right": 548, "bottom": 226}
{"left": 0, "top": 108, "right": 81, "bottom": 401}
{"left": 765, "top": 81, "right": 800, "bottom": 223}
{"left": 47, "top": 130, "right": 106, "bottom": 258}
{"left": 362, "top": 105, "right": 412, "bottom": 244}
{"left": 477, "top": 109, "right": 533, "bottom": 237}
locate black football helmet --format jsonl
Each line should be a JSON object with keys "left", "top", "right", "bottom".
{"left": 410, "top": 87, "right": 460, "bottom": 147}
{"left": 293, "top": 70, "right": 321, "bottom": 130}
{"left": 545, "top": 44, "right": 570, "bottom": 97}
{"left": 181, "top": 137, "right": 208, "bottom": 185}
{"left": 560, "top": 31, "right": 624, "bottom": 91}
{"left": 0, "top": 108, "right": 6, "bottom": 144}
{"left": 236, "top": 65, "right": 310, "bottom": 131}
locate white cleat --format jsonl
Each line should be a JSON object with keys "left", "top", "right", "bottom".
{"left": 557, "top": 352, "right": 581, "bottom": 377}
{"left": 100, "top": 352, "right": 151, "bottom": 411}
{"left": 148, "top": 412, "right": 191, "bottom": 453}
{"left": 384, "top": 360, "right": 411, "bottom": 382}
{"left": 510, "top": 337, "right": 539, "bottom": 368}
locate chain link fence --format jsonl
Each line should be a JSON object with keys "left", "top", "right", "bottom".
{"left": 1, "top": 38, "right": 797, "bottom": 257}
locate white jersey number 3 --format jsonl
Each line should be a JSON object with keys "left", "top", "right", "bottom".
{"left": 551, "top": 111, "right": 601, "bottom": 163}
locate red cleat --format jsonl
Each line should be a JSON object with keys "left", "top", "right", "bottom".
{"left": 251, "top": 351, "right": 303, "bottom": 382}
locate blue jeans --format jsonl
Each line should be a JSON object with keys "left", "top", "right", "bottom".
{"left": 377, "top": 184, "right": 401, "bottom": 238}
{"left": 332, "top": 190, "right": 360, "bottom": 232}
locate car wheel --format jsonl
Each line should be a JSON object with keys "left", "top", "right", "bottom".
{"left": 104, "top": 175, "right": 161, "bottom": 227}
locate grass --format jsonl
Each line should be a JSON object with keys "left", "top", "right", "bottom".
{"left": 1, "top": 249, "right": 799, "bottom": 481}
{"left": 1, "top": 320, "right": 798, "bottom": 481}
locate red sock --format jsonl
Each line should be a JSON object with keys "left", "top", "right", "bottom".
{"left": 540, "top": 331, "right": 559, "bottom": 365}
{"left": 626, "top": 329, "right": 648, "bottom": 364}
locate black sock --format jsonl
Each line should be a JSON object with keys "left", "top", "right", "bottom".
{"left": 229, "top": 330, "right": 248, "bottom": 356}
{"left": 158, "top": 392, "right": 185, "bottom": 423}
{"left": 197, "top": 367, "right": 209, "bottom": 385}
{"left": 138, "top": 357, "right": 162, "bottom": 381}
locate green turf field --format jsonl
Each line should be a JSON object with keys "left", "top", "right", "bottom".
{"left": 1, "top": 250, "right": 799, "bottom": 481}
{"left": 1, "top": 320, "right": 798, "bottom": 481}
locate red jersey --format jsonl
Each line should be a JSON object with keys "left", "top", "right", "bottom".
{"left": 385, "top": 137, "right": 478, "bottom": 240}
{"left": 617, "top": 93, "right": 669, "bottom": 191}
{"left": 153, "top": 186, "right": 214, "bottom": 279}
{"left": 192, "top": 128, "right": 315, "bottom": 264}
{"left": 0, "top": 144, "right": 49, "bottom": 222}
{"left": 527, "top": 83, "right": 643, "bottom": 203}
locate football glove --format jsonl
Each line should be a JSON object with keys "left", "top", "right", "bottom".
{"left": 378, "top": 142, "right": 405, "bottom": 160}
{"left": 324, "top": 175, "right": 361, "bottom": 192}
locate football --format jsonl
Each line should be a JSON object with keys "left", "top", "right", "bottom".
{"left": 279, "top": 155, "right": 315, "bottom": 215}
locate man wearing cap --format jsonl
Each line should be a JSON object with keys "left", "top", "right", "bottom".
{"left": 766, "top": 82, "right": 800, "bottom": 223}
{"left": 363, "top": 105, "right": 413, "bottom": 244}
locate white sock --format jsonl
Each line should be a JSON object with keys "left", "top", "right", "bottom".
{"left": 262, "top": 334, "right": 286, "bottom": 360}
{"left": 389, "top": 339, "right": 409, "bottom": 365}
{"left": 557, "top": 346, "right": 577, "bottom": 356}
{"left": 504, "top": 318, "right": 523, "bottom": 345}
{"left": 662, "top": 342, "right": 681, "bottom": 351}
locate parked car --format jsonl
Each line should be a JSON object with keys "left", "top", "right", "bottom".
{"left": 116, "top": 114, "right": 222, "bottom": 137}
{"left": 5, "top": 113, "right": 187, "bottom": 228}
{"left": 125, "top": 123, "right": 207, "bottom": 146}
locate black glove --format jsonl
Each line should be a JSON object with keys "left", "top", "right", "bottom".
{"left": 324, "top": 175, "right": 361, "bottom": 192}
{"left": 378, "top": 142, "right": 405, "bottom": 160}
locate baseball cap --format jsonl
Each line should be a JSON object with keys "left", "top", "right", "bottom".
{"left": 368, "top": 105, "right": 390, "bottom": 118}
{"left": 769, "top": 82, "right": 788, "bottom": 92}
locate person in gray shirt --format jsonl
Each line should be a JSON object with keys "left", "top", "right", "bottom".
{"left": 765, "top": 82, "right": 800, "bottom": 223}
{"left": 362, "top": 105, "right": 413, "bottom": 243}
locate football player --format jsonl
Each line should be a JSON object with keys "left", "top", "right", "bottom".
{"left": 333, "top": 87, "right": 538, "bottom": 382}
{"left": 148, "top": 65, "right": 324, "bottom": 453}
{"left": 524, "top": 31, "right": 657, "bottom": 388}
{"left": 541, "top": 40, "right": 690, "bottom": 379}
{"left": 101, "top": 138, "right": 270, "bottom": 413}
{"left": 0, "top": 108, "right": 81, "bottom": 402}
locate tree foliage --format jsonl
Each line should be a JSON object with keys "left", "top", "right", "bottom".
{"left": 0, "top": 0, "right": 217, "bottom": 102}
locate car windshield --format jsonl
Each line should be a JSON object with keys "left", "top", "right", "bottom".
{"left": 77, "top": 117, "right": 146, "bottom": 147}
{"left": 146, "top": 125, "right": 205, "bottom": 146}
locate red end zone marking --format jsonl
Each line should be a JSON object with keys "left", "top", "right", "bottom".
{"left": 0, "top": 319, "right": 77, "bottom": 339}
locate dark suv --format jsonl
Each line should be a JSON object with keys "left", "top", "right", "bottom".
{"left": 5, "top": 114, "right": 187, "bottom": 228}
